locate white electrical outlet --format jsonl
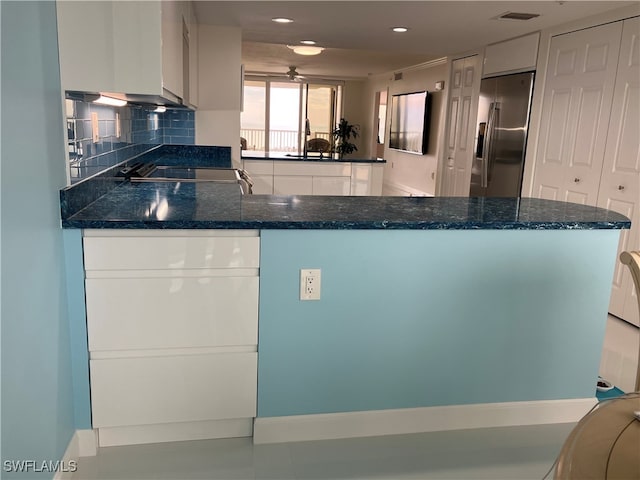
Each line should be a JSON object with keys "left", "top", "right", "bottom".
{"left": 300, "top": 269, "right": 321, "bottom": 300}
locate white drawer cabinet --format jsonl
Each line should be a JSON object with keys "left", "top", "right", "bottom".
{"left": 85, "top": 276, "right": 258, "bottom": 351}
{"left": 83, "top": 229, "right": 260, "bottom": 445}
{"left": 251, "top": 175, "right": 276, "bottom": 194}
{"left": 242, "top": 159, "right": 383, "bottom": 196}
{"left": 273, "top": 175, "right": 314, "bottom": 195}
{"left": 243, "top": 160, "right": 274, "bottom": 175}
{"left": 90, "top": 352, "right": 257, "bottom": 428}
{"left": 312, "top": 176, "right": 352, "bottom": 195}
{"left": 273, "top": 161, "right": 351, "bottom": 177}
{"left": 83, "top": 235, "right": 259, "bottom": 270}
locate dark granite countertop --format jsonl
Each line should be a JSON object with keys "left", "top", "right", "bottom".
{"left": 61, "top": 180, "right": 631, "bottom": 230}
{"left": 242, "top": 154, "right": 386, "bottom": 163}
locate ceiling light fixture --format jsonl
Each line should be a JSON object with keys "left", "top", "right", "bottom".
{"left": 392, "top": 27, "right": 409, "bottom": 33}
{"left": 300, "top": 40, "right": 316, "bottom": 45}
{"left": 287, "top": 45, "right": 324, "bottom": 56}
{"left": 93, "top": 95, "right": 127, "bottom": 107}
{"left": 272, "top": 17, "right": 293, "bottom": 23}
{"left": 154, "top": 106, "right": 167, "bottom": 113}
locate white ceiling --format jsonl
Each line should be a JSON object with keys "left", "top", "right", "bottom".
{"left": 194, "top": 1, "right": 635, "bottom": 79}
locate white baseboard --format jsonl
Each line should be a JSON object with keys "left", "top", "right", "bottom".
{"left": 53, "top": 429, "right": 97, "bottom": 480}
{"left": 253, "top": 398, "right": 596, "bottom": 444}
{"left": 97, "top": 418, "right": 253, "bottom": 447}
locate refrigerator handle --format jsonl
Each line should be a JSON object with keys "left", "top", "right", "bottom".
{"left": 482, "top": 103, "right": 498, "bottom": 188}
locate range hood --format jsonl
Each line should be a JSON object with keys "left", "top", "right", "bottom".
{"left": 65, "top": 89, "right": 190, "bottom": 110}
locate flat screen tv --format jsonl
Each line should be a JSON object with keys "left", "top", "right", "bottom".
{"left": 388, "top": 90, "right": 431, "bottom": 154}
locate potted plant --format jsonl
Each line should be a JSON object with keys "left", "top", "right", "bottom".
{"left": 332, "top": 118, "right": 359, "bottom": 159}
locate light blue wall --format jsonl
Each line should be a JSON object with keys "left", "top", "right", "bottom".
{"left": 258, "top": 229, "right": 619, "bottom": 417}
{"left": 62, "top": 230, "right": 91, "bottom": 429}
{"left": 1, "top": 1, "right": 76, "bottom": 477}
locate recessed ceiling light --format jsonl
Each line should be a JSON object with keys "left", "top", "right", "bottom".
{"left": 272, "top": 17, "right": 293, "bottom": 23}
{"left": 300, "top": 40, "right": 316, "bottom": 45}
{"left": 287, "top": 45, "right": 325, "bottom": 56}
{"left": 392, "top": 27, "right": 409, "bottom": 33}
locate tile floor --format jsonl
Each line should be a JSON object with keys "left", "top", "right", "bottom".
{"left": 599, "top": 315, "right": 639, "bottom": 393}
{"left": 72, "top": 423, "right": 576, "bottom": 480}
{"left": 72, "top": 315, "right": 638, "bottom": 480}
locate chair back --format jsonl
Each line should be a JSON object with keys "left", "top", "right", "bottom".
{"left": 307, "top": 138, "right": 330, "bottom": 153}
{"left": 620, "top": 250, "right": 640, "bottom": 391}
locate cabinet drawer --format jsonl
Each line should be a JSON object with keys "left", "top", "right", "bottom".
{"left": 250, "top": 175, "right": 275, "bottom": 194}
{"left": 86, "top": 276, "right": 258, "bottom": 351}
{"left": 90, "top": 352, "right": 257, "bottom": 427}
{"left": 84, "top": 236, "right": 259, "bottom": 270}
{"left": 312, "top": 176, "right": 351, "bottom": 195}
{"left": 273, "top": 175, "right": 313, "bottom": 195}
{"left": 273, "top": 161, "right": 351, "bottom": 177}
{"left": 243, "top": 160, "right": 274, "bottom": 175}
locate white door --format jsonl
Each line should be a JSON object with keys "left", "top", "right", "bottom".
{"left": 531, "top": 22, "right": 623, "bottom": 204}
{"left": 442, "top": 55, "right": 480, "bottom": 196}
{"left": 597, "top": 17, "right": 640, "bottom": 327}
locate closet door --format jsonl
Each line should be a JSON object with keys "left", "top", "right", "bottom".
{"left": 597, "top": 17, "right": 640, "bottom": 327}
{"left": 532, "top": 22, "right": 622, "bottom": 204}
{"left": 442, "top": 55, "right": 480, "bottom": 196}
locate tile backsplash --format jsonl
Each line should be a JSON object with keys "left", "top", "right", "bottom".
{"left": 66, "top": 99, "right": 195, "bottom": 184}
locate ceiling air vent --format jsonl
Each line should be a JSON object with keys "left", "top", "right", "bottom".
{"left": 394, "top": 72, "right": 403, "bottom": 81}
{"left": 496, "top": 12, "right": 540, "bottom": 20}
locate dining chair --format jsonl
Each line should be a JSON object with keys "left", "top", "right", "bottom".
{"left": 307, "top": 138, "right": 330, "bottom": 153}
{"left": 620, "top": 250, "right": 640, "bottom": 392}
{"left": 552, "top": 250, "right": 640, "bottom": 479}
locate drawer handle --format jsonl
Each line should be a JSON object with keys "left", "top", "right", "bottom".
{"left": 618, "top": 185, "right": 625, "bottom": 191}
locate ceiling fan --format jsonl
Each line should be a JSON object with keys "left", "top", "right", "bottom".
{"left": 286, "top": 66, "right": 305, "bottom": 82}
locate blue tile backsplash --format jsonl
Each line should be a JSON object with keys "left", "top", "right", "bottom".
{"left": 66, "top": 98, "right": 195, "bottom": 183}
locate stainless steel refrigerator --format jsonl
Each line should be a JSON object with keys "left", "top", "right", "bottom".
{"left": 470, "top": 72, "right": 535, "bottom": 197}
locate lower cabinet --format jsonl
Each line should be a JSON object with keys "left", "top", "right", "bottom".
{"left": 312, "top": 176, "right": 352, "bottom": 196}
{"left": 90, "top": 352, "right": 257, "bottom": 428}
{"left": 85, "top": 276, "right": 258, "bottom": 351}
{"left": 273, "top": 175, "right": 313, "bottom": 195}
{"left": 83, "top": 229, "right": 260, "bottom": 446}
{"left": 243, "top": 159, "right": 383, "bottom": 195}
{"left": 251, "top": 174, "right": 275, "bottom": 194}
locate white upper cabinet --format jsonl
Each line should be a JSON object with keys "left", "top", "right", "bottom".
{"left": 57, "top": 1, "right": 162, "bottom": 95}
{"left": 187, "top": 2, "right": 199, "bottom": 108}
{"left": 160, "top": 1, "right": 183, "bottom": 100}
{"left": 483, "top": 33, "right": 540, "bottom": 77}
{"left": 57, "top": 0, "right": 197, "bottom": 105}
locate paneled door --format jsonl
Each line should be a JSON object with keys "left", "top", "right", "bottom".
{"left": 442, "top": 55, "right": 480, "bottom": 196}
{"left": 597, "top": 17, "right": 640, "bottom": 327}
{"left": 532, "top": 22, "right": 623, "bottom": 204}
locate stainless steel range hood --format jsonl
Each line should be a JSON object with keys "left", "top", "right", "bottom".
{"left": 65, "top": 90, "right": 190, "bottom": 110}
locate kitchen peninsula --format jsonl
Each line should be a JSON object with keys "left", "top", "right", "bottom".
{"left": 61, "top": 167, "right": 630, "bottom": 446}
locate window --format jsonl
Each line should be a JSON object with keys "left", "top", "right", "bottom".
{"left": 241, "top": 77, "right": 343, "bottom": 156}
